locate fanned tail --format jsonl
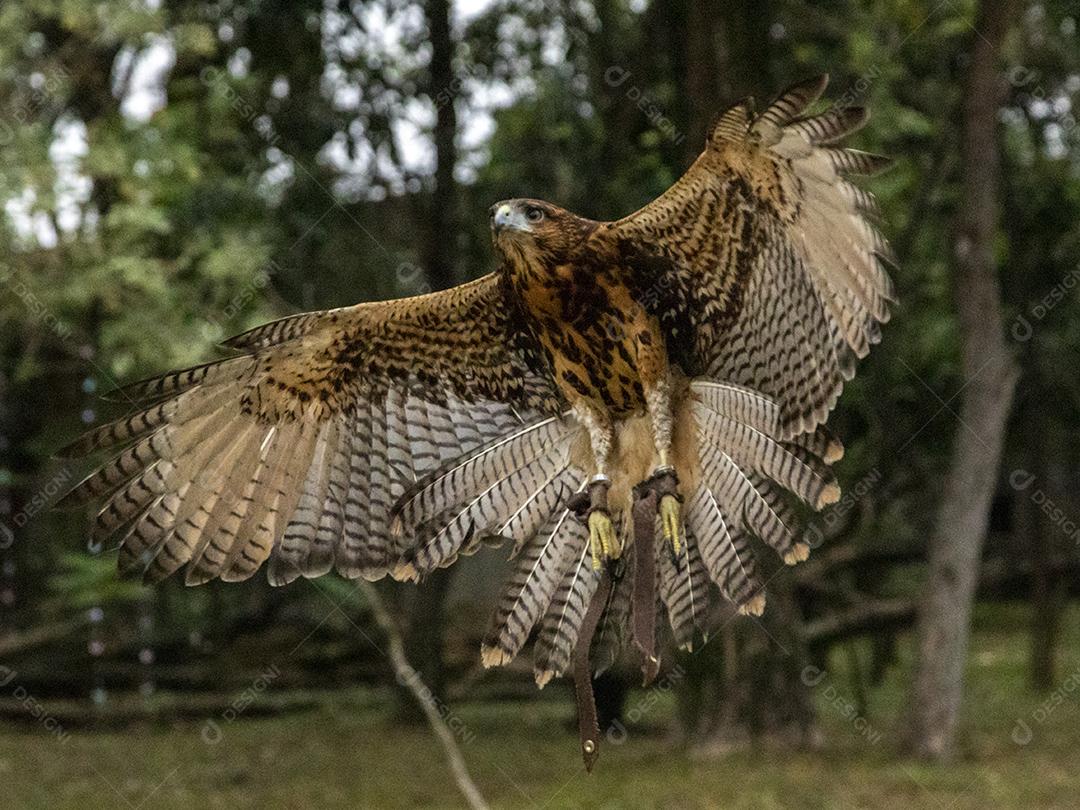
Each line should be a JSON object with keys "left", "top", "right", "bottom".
{"left": 389, "top": 415, "right": 580, "bottom": 581}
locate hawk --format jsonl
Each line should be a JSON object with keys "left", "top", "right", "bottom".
{"left": 63, "top": 76, "right": 893, "bottom": 698}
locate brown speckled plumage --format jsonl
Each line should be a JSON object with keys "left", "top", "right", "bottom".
{"left": 63, "top": 76, "right": 894, "bottom": 682}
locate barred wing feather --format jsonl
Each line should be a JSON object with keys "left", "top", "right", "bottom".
{"left": 60, "top": 274, "right": 563, "bottom": 586}
{"left": 612, "top": 74, "right": 895, "bottom": 438}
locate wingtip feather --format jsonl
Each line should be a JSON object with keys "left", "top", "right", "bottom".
{"left": 738, "top": 593, "right": 767, "bottom": 616}
{"left": 480, "top": 645, "right": 511, "bottom": 669}
{"left": 782, "top": 542, "right": 811, "bottom": 565}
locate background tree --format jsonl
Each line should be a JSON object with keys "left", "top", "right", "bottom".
{"left": 909, "top": 0, "right": 1020, "bottom": 761}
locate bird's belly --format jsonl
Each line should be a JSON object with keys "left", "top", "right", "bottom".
{"left": 538, "top": 308, "right": 667, "bottom": 416}
{"left": 515, "top": 261, "right": 668, "bottom": 415}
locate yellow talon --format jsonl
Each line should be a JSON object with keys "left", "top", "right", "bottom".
{"left": 660, "top": 494, "right": 682, "bottom": 556}
{"left": 587, "top": 510, "right": 618, "bottom": 570}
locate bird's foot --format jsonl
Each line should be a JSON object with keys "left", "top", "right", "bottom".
{"left": 659, "top": 493, "right": 682, "bottom": 556}
{"left": 569, "top": 475, "right": 619, "bottom": 571}
{"left": 588, "top": 510, "right": 618, "bottom": 570}
{"left": 646, "top": 466, "right": 682, "bottom": 557}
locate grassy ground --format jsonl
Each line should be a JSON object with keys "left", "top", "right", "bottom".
{"left": 2, "top": 603, "right": 1078, "bottom": 809}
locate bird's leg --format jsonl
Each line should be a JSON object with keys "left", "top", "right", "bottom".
{"left": 571, "top": 401, "right": 619, "bottom": 570}
{"left": 645, "top": 378, "right": 682, "bottom": 555}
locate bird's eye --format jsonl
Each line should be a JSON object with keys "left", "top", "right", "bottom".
{"left": 526, "top": 207, "right": 544, "bottom": 223}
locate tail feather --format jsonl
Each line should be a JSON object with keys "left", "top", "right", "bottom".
{"left": 63, "top": 432, "right": 167, "bottom": 506}
{"left": 362, "top": 395, "right": 395, "bottom": 577}
{"left": 144, "top": 420, "right": 263, "bottom": 584}
{"left": 684, "top": 525, "right": 713, "bottom": 637}
{"left": 755, "top": 74, "right": 829, "bottom": 135}
{"left": 480, "top": 496, "right": 584, "bottom": 669}
{"left": 693, "top": 398, "right": 839, "bottom": 510}
{"left": 589, "top": 528, "right": 632, "bottom": 675}
{"left": 57, "top": 398, "right": 177, "bottom": 460}
{"left": 657, "top": 522, "right": 709, "bottom": 651}
{"left": 401, "top": 439, "right": 575, "bottom": 579}
{"left": 787, "top": 424, "right": 844, "bottom": 463}
{"left": 184, "top": 424, "right": 269, "bottom": 585}
{"left": 390, "top": 415, "right": 575, "bottom": 579}
{"left": 445, "top": 392, "right": 484, "bottom": 450}
{"left": 684, "top": 485, "right": 764, "bottom": 614}
{"left": 112, "top": 356, "right": 253, "bottom": 403}
{"left": 222, "top": 309, "right": 341, "bottom": 352}
{"left": 790, "top": 105, "right": 869, "bottom": 146}
{"left": 193, "top": 424, "right": 279, "bottom": 583}
{"left": 60, "top": 391, "right": 235, "bottom": 507}
{"left": 696, "top": 440, "right": 802, "bottom": 563}
{"left": 533, "top": 535, "right": 599, "bottom": 688}
{"left": 220, "top": 421, "right": 303, "bottom": 582}
{"left": 91, "top": 460, "right": 173, "bottom": 545}
{"left": 268, "top": 419, "right": 339, "bottom": 586}
{"left": 501, "top": 467, "right": 577, "bottom": 555}
{"left": 119, "top": 414, "right": 248, "bottom": 579}
{"left": 304, "top": 419, "right": 351, "bottom": 578}
{"left": 404, "top": 394, "right": 443, "bottom": 474}
{"left": 336, "top": 405, "right": 374, "bottom": 578}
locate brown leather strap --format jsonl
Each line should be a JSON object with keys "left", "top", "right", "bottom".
{"left": 573, "top": 569, "right": 612, "bottom": 772}
{"left": 631, "top": 488, "right": 660, "bottom": 685}
{"left": 569, "top": 478, "right": 611, "bottom": 523}
{"left": 572, "top": 468, "right": 677, "bottom": 771}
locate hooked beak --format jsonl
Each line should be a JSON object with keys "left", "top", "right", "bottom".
{"left": 492, "top": 203, "right": 531, "bottom": 234}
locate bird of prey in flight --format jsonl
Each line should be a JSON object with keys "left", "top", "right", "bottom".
{"left": 63, "top": 75, "right": 893, "bottom": 698}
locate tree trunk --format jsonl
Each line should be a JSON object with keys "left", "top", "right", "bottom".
{"left": 908, "top": 0, "right": 1019, "bottom": 761}
{"left": 423, "top": 0, "right": 458, "bottom": 291}
{"left": 683, "top": 0, "right": 771, "bottom": 164}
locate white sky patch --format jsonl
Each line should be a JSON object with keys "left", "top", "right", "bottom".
{"left": 120, "top": 35, "right": 175, "bottom": 122}
{"left": 3, "top": 0, "right": 564, "bottom": 242}
{"left": 395, "top": 97, "right": 436, "bottom": 176}
{"left": 258, "top": 146, "right": 296, "bottom": 204}
{"left": 454, "top": 0, "right": 495, "bottom": 27}
{"left": 5, "top": 118, "right": 90, "bottom": 246}
{"left": 50, "top": 119, "right": 91, "bottom": 235}
{"left": 319, "top": 0, "right": 525, "bottom": 197}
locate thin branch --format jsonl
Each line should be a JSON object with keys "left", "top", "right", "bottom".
{"left": 357, "top": 581, "right": 490, "bottom": 810}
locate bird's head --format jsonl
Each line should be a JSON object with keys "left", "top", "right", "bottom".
{"left": 489, "top": 198, "right": 594, "bottom": 265}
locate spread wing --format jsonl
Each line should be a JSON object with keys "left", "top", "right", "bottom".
{"left": 60, "top": 273, "right": 565, "bottom": 586}
{"left": 611, "top": 74, "right": 896, "bottom": 437}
